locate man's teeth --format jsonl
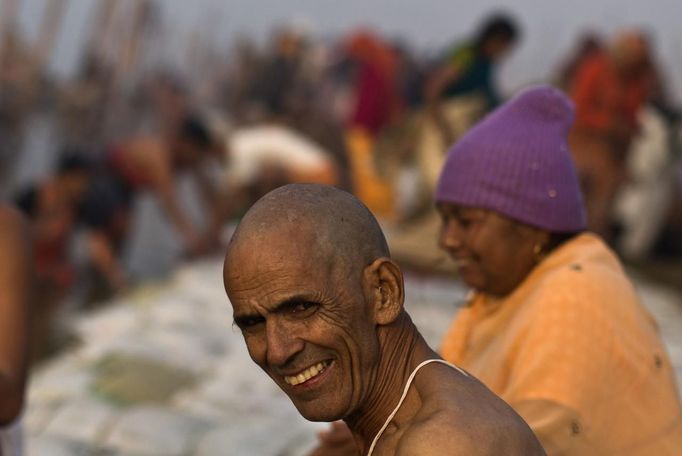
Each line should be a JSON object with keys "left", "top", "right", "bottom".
{"left": 284, "top": 361, "right": 328, "bottom": 386}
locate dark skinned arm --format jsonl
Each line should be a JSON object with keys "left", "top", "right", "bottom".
{"left": 0, "top": 207, "right": 32, "bottom": 425}
{"left": 146, "top": 147, "right": 203, "bottom": 255}
{"left": 307, "top": 421, "right": 359, "bottom": 456}
{"left": 85, "top": 229, "right": 128, "bottom": 292}
{"left": 424, "top": 63, "right": 462, "bottom": 145}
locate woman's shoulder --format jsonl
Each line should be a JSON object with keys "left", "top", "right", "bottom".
{"left": 538, "top": 234, "right": 628, "bottom": 288}
{"left": 524, "top": 239, "right": 638, "bottom": 319}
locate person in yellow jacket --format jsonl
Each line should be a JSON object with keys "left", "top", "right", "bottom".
{"left": 437, "top": 85, "right": 682, "bottom": 455}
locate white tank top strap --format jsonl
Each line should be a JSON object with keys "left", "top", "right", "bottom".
{"left": 366, "top": 358, "right": 468, "bottom": 455}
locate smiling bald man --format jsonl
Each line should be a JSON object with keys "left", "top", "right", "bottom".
{"left": 223, "top": 184, "right": 544, "bottom": 455}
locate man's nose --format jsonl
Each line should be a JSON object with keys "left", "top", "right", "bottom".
{"left": 265, "top": 318, "right": 304, "bottom": 368}
{"left": 439, "top": 219, "right": 463, "bottom": 251}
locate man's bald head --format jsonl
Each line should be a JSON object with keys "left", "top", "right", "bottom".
{"left": 225, "top": 184, "right": 390, "bottom": 277}
{"left": 222, "top": 185, "right": 406, "bottom": 423}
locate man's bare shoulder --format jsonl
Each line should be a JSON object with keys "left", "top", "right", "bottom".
{"left": 399, "top": 367, "right": 545, "bottom": 455}
{"left": 397, "top": 406, "right": 545, "bottom": 455}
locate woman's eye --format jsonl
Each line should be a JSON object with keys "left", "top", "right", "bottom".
{"left": 458, "top": 218, "right": 472, "bottom": 228}
{"left": 455, "top": 216, "right": 479, "bottom": 229}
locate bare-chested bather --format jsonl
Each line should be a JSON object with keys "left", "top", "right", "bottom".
{"left": 223, "top": 184, "right": 545, "bottom": 455}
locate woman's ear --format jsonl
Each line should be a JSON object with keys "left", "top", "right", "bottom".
{"left": 532, "top": 228, "right": 551, "bottom": 253}
{"left": 514, "top": 221, "right": 550, "bottom": 253}
{"left": 364, "top": 257, "right": 405, "bottom": 325}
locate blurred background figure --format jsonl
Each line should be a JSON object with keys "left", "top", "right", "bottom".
{"left": 222, "top": 123, "right": 340, "bottom": 202}
{"left": 0, "top": 205, "right": 32, "bottom": 455}
{"left": 14, "top": 152, "right": 92, "bottom": 299}
{"left": 245, "top": 26, "right": 308, "bottom": 121}
{"left": 568, "top": 30, "right": 657, "bottom": 241}
{"left": 55, "top": 54, "right": 113, "bottom": 151}
{"left": 345, "top": 30, "right": 402, "bottom": 136}
{"left": 0, "top": 18, "right": 44, "bottom": 197}
{"left": 612, "top": 101, "right": 679, "bottom": 261}
{"left": 554, "top": 32, "right": 602, "bottom": 91}
{"left": 343, "top": 29, "right": 403, "bottom": 219}
{"left": 13, "top": 151, "right": 92, "bottom": 359}
{"left": 420, "top": 12, "right": 520, "bottom": 189}
{"left": 426, "top": 12, "right": 520, "bottom": 125}
{"left": 77, "top": 113, "right": 224, "bottom": 298}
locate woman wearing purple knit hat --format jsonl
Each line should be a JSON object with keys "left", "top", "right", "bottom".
{"left": 437, "top": 85, "right": 682, "bottom": 455}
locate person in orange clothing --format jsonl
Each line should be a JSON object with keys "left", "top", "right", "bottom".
{"left": 344, "top": 30, "right": 403, "bottom": 219}
{"left": 436, "top": 86, "right": 682, "bottom": 455}
{"left": 345, "top": 30, "right": 402, "bottom": 137}
{"left": 569, "top": 30, "right": 656, "bottom": 240}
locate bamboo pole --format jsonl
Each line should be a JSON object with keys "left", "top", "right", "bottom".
{"left": 0, "top": 0, "right": 21, "bottom": 28}
{"left": 34, "top": 0, "right": 68, "bottom": 68}
{"left": 89, "top": 0, "right": 117, "bottom": 62}
{"left": 0, "top": 0, "right": 22, "bottom": 45}
{"left": 119, "top": 0, "right": 154, "bottom": 78}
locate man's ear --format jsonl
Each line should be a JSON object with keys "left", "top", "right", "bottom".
{"left": 363, "top": 257, "right": 404, "bottom": 325}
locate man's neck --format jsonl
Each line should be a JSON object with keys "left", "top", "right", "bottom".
{"left": 344, "top": 312, "right": 436, "bottom": 454}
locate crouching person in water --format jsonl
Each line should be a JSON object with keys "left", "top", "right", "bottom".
{"left": 222, "top": 183, "right": 545, "bottom": 455}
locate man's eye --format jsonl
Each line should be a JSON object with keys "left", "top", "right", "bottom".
{"left": 236, "top": 316, "right": 265, "bottom": 331}
{"left": 293, "top": 302, "right": 314, "bottom": 312}
{"left": 287, "top": 301, "right": 318, "bottom": 315}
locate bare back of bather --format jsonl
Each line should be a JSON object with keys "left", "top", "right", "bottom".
{"left": 366, "top": 359, "right": 544, "bottom": 455}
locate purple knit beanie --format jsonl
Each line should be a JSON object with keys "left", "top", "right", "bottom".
{"left": 435, "top": 85, "right": 586, "bottom": 233}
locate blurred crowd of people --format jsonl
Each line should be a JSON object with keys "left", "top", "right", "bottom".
{"left": 1, "top": 2, "right": 682, "bottom": 363}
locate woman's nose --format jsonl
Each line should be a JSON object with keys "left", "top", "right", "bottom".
{"left": 439, "top": 219, "right": 463, "bottom": 251}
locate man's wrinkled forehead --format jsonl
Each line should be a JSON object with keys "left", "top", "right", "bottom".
{"left": 239, "top": 216, "right": 321, "bottom": 255}
{"left": 223, "top": 184, "right": 380, "bottom": 294}
{"left": 225, "top": 220, "right": 331, "bottom": 285}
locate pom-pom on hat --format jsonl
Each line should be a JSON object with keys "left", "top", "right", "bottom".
{"left": 435, "top": 85, "right": 586, "bottom": 233}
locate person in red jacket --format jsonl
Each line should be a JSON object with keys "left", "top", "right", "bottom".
{"left": 569, "top": 30, "right": 656, "bottom": 240}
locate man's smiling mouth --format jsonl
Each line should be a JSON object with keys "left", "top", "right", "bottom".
{"left": 284, "top": 360, "right": 331, "bottom": 386}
